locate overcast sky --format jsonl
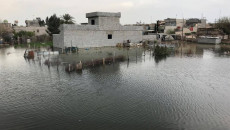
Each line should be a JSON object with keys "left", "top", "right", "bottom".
{"left": 0, "top": 0, "right": 229, "bottom": 25}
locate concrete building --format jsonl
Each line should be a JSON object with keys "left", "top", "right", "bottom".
{"left": 184, "top": 18, "right": 206, "bottom": 33}
{"left": 25, "top": 18, "right": 40, "bottom": 27}
{"left": 126, "top": 23, "right": 156, "bottom": 35}
{"left": 0, "top": 23, "right": 13, "bottom": 35}
{"left": 197, "top": 28, "right": 225, "bottom": 38}
{"left": 164, "top": 18, "right": 206, "bottom": 35}
{"left": 0, "top": 23, "right": 12, "bottom": 28}
{"left": 13, "top": 26, "right": 47, "bottom": 36}
{"left": 13, "top": 18, "right": 48, "bottom": 36}
{"left": 186, "top": 18, "right": 206, "bottom": 28}
{"left": 53, "top": 12, "right": 144, "bottom": 49}
{"left": 164, "top": 18, "right": 184, "bottom": 34}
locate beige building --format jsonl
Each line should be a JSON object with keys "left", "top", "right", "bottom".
{"left": 163, "top": 18, "right": 207, "bottom": 39}
{"left": 13, "top": 26, "right": 47, "bottom": 36}
{"left": 13, "top": 18, "right": 48, "bottom": 36}
{"left": 164, "top": 18, "right": 184, "bottom": 34}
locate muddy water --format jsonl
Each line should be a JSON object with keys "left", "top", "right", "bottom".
{"left": 0, "top": 43, "right": 230, "bottom": 130}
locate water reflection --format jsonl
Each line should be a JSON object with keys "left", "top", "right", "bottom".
{"left": 7, "top": 43, "right": 229, "bottom": 70}
{"left": 0, "top": 43, "right": 230, "bottom": 130}
{"left": 2, "top": 43, "right": 230, "bottom": 71}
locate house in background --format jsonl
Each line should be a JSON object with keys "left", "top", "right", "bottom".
{"left": 13, "top": 18, "right": 48, "bottom": 36}
{"left": 197, "top": 28, "right": 225, "bottom": 38}
{"left": 164, "top": 18, "right": 184, "bottom": 34}
{"left": 0, "top": 22, "right": 13, "bottom": 43}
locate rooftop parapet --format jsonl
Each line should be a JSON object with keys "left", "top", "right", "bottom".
{"left": 86, "top": 12, "right": 121, "bottom": 18}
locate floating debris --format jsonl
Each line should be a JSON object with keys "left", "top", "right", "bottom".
{"left": 24, "top": 49, "right": 34, "bottom": 59}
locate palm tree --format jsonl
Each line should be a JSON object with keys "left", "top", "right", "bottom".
{"left": 61, "top": 14, "right": 75, "bottom": 24}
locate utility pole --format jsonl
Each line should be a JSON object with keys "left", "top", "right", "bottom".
{"left": 181, "top": 18, "right": 184, "bottom": 41}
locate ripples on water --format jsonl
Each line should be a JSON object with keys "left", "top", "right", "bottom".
{"left": 0, "top": 43, "right": 230, "bottom": 130}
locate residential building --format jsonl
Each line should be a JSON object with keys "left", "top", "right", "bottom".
{"left": 13, "top": 18, "right": 48, "bottom": 36}
{"left": 163, "top": 18, "right": 207, "bottom": 36}
{"left": 53, "top": 12, "right": 144, "bottom": 49}
{"left": 25, "top": 18, "right": 40, "bottom": 27}
{"left": 197, "top": 28, "right": 225, "bottom": 38}
{"left": 164, "top": 18, "right": 184, "bottom": 34}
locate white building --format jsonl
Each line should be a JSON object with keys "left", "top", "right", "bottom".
{"left": 53, "top": 12, "right": 144, "bottom": 49}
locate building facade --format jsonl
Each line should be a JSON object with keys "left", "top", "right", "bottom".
{"left": 13, "top": 18, "right": 48, "bottom": 36}
{"left": 13, "top": 26, "right": 47, "bottom": 36}
{"left": 53, "top": 12, "right": 144, "bottom": 49}
{"left": 164, "top": 18, "right": 184, "bottom": 34}
{"left": 163, "top": 18, "right": 206, "bottom": 35}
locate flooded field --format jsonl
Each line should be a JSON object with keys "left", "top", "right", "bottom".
{"left": 0, "top": 43, "right": 230, "bottom": 130}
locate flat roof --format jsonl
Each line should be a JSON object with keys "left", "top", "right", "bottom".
{"left": 86, "top": 12, "right": 121, "bottom": 18}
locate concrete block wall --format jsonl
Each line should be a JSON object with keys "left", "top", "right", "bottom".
{"left": 53, "top": 34, "right": 64, "bottom": 48}
{"left": 121, "top": 26, "right": 143, "bottom": 31}
{"left": 63, "top": 24, "right": 100, "bottom": 31}
{"left": 63, "top": 30, "right": 143, "bottom": 48}
{"left": 98, "top": 17, "right": 121, "bottom": 30}
{"left": 143, "top": 35, "right": 157, "bottom": 41}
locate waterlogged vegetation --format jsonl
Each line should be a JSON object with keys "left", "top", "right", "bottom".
{"left": 153, "top": 45, "right": 170, "bottom": 63}
{"left": 154, "top": 45, "right": 169, "bottom": 56}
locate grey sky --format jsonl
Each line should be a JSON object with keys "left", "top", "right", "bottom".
{"left": 0, "top": 0, "right": 229, "bottom": 25}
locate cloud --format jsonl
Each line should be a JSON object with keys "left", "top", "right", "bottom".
{"left": 121, "top": 2, "right": 134, "bottom": 7}
{"left": 0, "top": 0, "right": 230, "bottom": 25}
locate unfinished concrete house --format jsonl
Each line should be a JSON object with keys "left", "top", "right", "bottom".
{"left": 53, "top": 12, "right": 144, "bottom": 49}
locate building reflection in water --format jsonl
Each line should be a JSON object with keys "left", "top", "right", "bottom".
{"left": 19, "top": 43, "right": 230, "bottom": 71}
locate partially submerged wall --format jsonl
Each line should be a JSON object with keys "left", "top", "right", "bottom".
{"left": 143, "top": 35, "right": 157, "bottom": 41}
{"left": 53, "top": 24, "right": 143, "bottom": 48}
{"left": 63, "top": 29, "right": 143, "bottom": 48}
{"left": 53, "top": 12, "right": 144, "bottom": 49}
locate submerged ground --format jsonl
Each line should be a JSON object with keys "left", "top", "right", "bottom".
{"left": 0, "top": 43, "right": 230, "bottom": 130}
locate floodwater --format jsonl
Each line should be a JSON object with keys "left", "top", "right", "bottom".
{"left": 0, "top": 43, "right": 230, "bottom": 130}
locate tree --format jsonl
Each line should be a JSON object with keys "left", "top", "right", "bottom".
{"left": 38, "top": 20, "right": 46, "bottom": 27}
{"left": 154, "top": 45, "right": 169, "bottom": 57}
{"left": 0, "top": 21, "right": 13, "bottom": 43}
{"left": 36, "top": 18, "right": 46, "bottom": 27}
{"left": 216, "top": 17, "right": 230, "bottom": 39}
{"left": 2, "top": 32, "right": 12, "bottom": 42}
{"left": 3, "top": 20, "right": 8, "bottom": 23}
{"left": 46, "top": 14, "right": 61, "bottom": 37}
{"left": 13, "top": 31, "right": 35, "bottom": 43}
{"left": 61, "top": 14, "right": 75, "bottom": 24}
